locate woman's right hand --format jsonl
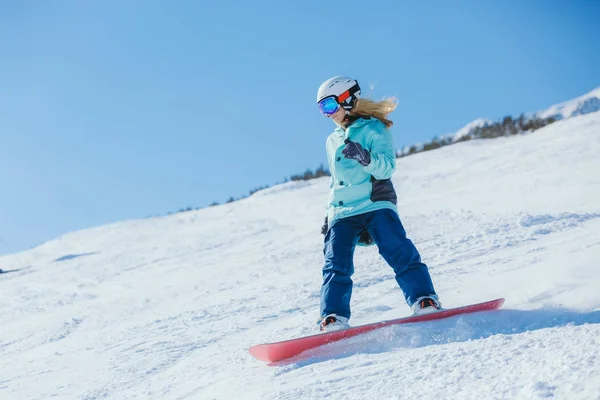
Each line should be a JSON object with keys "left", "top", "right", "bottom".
{"left": 321, "top": 216, "right": 328, "bottom": 235}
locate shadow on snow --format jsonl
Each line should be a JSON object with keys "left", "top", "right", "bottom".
{"left": 54, "top": 252, "right": 98, "bottom": 262}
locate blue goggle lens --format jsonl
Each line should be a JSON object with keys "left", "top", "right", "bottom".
{"left": 318, "top": 97, "right": 340, "bottom": 116}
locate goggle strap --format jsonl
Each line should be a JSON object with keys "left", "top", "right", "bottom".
{"left": 338, "top": 90, "right": 350, "bottom": 103}
{"left": 338, "top": 84, "right": 360, "bottom": 107}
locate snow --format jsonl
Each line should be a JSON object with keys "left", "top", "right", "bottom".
{"left": 450, "top": 117, "right": 493, "bottom": 141}
{"left": 446, "top": 87, "right": 600, "bottom": 143}
{"left": 535, "top": 87, "right": 600, "bottom": 121}
{"left": 1, "top": 112, "right": 600, "bottom": 399}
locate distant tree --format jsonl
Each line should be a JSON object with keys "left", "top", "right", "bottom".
{"left": 302, "top": 169, "right": 315, "bottom": 180}
{"left": 249, "top": 185, "right": 269, "bottom": 196}
{"left": 290, "top": 164, "right": 330, "bottom": 181}
{"left": 502, "top": 116, "right": 518, "bottom": 135}
{"left": 517, "top": 114, "right": 526, "bottom": 132}
{"left": 422, "top": 137, "right": 442, "bottom": 152}
{"left": 313, "top": 163, "right": 329, "bottom": 178}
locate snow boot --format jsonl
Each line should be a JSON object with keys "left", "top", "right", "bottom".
{"left": 412, "top": 296, "right": 443, "bottom": 315}
{"left": 318, "top": 314, "right": 350, "bottom": 332}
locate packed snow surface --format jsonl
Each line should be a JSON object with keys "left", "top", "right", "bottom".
{"left": 1, "top": 113, "right": 600, "bottom": 399}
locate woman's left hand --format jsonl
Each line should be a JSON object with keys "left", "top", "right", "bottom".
{"left": 342, "top": 139, "right": 371, "bottom": 166}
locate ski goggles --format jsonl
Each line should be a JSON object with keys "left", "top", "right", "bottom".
{"left": 318, "top": 96, "right": 340, "bottom": 116}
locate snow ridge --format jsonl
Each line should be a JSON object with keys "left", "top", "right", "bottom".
{"left": 535, "top": 87, "right": 600, "bottom": 120}
{"left": 449, "top": 87, "right": 600, "bottom": 142}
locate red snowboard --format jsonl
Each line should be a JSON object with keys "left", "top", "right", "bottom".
{"left": 249, "top": 298, "right": 505, "bottom": 363}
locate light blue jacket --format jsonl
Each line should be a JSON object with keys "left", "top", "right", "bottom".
{"left": 325, "top": 118, "right": 399, "bottom": 228}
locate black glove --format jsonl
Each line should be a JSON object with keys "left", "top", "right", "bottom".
{"left": 321, "top": 216, "right": 328, "bottom": 235}
{"left": 342, "top": 139, "right": 371, "bottom": 167}
{"left": 358, "top": 230, "right": 375, "bottom": 246}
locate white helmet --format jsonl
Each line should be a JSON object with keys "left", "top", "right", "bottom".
{"left": 316, "top": 76, "right": 361, "bottom": 111}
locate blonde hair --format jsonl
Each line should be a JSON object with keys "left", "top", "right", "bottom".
{"left": 350, "top": 97, "right": 398, "bottom": 128}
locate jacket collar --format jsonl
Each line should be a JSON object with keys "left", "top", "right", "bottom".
{"left": 334, "top": 117, "right": 371, "bottom": 137}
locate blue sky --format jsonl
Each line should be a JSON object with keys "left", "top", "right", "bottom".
{"left": 1, "top": 1, "right": 599, "bottom": 256}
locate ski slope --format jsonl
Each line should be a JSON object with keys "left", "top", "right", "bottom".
{"left": 1, "top": 112, "right": 600, "bottom": 399}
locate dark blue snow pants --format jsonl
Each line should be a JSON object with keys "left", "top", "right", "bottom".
{"left": 320, "top": 208, "right": 437, "bottom": 319}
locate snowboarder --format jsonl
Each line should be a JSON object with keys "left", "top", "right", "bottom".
{"left": 316, "top": 76, "right": 441, "bottom": 331}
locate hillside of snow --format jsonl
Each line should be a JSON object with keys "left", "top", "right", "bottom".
{"left": 535, "top": 87, "right": 600, "bottom": 121}
{"left": 1, "top": 111, "right": 600, "bottom": 399}
{"left": 448, "top": 87, "right": 600, "bottom": 142}
{"left": 451, "top": 118, "right": 493, "bottom": 141}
